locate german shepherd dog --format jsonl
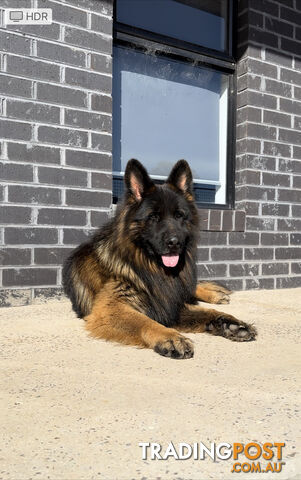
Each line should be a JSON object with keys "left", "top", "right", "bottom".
{"left": 63, "top": 159, "right": 257, "bottom": 359}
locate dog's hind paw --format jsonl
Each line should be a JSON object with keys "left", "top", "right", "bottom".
{"left": 207, "top": 315, "right": 257, "bottom": 342}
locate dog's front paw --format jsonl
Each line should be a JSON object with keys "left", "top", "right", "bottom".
{"left": 154, "top": 334, "right": 194, "bottom": 359}
{"left": 207, "top": 315, "right": 257, "bottom": 342}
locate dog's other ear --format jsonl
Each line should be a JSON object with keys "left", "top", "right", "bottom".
{"left": 167, "top": 160, "right": 193, "bottom": 194}
{"left": 124, "top": 159, "right": 155, "bottom": 202}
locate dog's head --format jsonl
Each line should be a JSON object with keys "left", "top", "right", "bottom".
{"left": 123, "top": 159, "right": 199, "bottom": 268}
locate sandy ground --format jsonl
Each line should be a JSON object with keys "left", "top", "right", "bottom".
{"left": 0, "top": 289, "right": 300, "bottom": 480}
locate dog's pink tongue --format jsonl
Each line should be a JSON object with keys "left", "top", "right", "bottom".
{"left": 161, "top": 255, "right": 179, "bottom": 267}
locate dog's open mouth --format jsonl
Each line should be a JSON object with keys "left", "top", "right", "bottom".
{"left": 161, "top": 255, "right": 179, "bottom": 268}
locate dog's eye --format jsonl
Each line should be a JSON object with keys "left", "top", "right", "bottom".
{"left": 175, "top": 210, "right": 185, "bottom": 220}
{"left": 148, "top": 213, "right": 160, "bottom": 222}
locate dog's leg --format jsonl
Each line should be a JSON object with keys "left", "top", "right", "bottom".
{"left": 194, "top": 281, "right": 232, "bottom": 304}
{"left": 176, "top": 304, "right": 257, "bottom": 342}
{"left": 84, "top": 287, "right": 194, "bottom": 359}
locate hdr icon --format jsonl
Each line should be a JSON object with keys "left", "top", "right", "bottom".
{"left": 4, "top": 9, "right": 52, "bottom": 25}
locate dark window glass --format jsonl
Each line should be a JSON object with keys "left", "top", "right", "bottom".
{"left": 116, "top": 0, "right": 228, "bottom": 52}
{"left": 113, "top": 45, "right": 229, "bottom": 203}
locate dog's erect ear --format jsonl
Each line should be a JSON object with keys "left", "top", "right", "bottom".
{"left": 167, "top": 160, "right": 193, "bottom": 194}
{"left": 124, "top": 159, "right": 155, "bottom": 202}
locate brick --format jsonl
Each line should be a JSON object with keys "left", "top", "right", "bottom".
{"left": 0, "top": 30, "right": 31, "bottom": 55}
{"left": 222, "top": 279, "right": 244, "bottom": 291}
{"left": 5, "top": 228, "right": 58, "bottom": 245}
{"left": 250, "top": 0, "right": 279, "bottom": 16}
{"left": 275, "top": 247, "right": 301, "bottom": 259}
{"left": 3, "top": 268, "right": 57, "bottom": 287}
{"left": 211, "top": 248, "right": 243, "bottom": 261}
{"left": 229, "top": 263, "right": 259, "bottom": 277}
{"left": 0, "top": 206, "right": 32, "bottom": 224}
{"left": 263, "top": 142, "right": 291, "bottom": 158}
{"left": 38, "top": 167, "right": 87, "bottom": 187}
{"left": 247, "top": 123, "right": 276, "bottom": 140}
{"left": 209, "top": 210, "right": 221, "bottom": 231}
{"left": 292, "top": 205, "right": 301, "bottom": 217}
{"left": 293, "top": 146, "right": 301, "bottom": 160}
{"left": 235, "top": 201, "right": 259, "bottom": 215}
{"left": 37, "top": 0, "right": 87, "bottom": 27}
{"left": 278, "top": 189, "right": 300, "bottom": 203}
{"left": 263, "top": 110, "right": 291, "bottom": 128}
{"left": 90, "top": 210, "right": 110, "bottom": 227}
{"left": 248, "top": 58, "right": 277, "bottom": 78}
{"left": 261, "top": 203, "right": 289, "bottom": 216}
{"left": 7, "top": 142, "right": 60, "bottom": 165}
{"left": 222, "top": 210, "right": 233, "bottom": 231}
{"left": 276, "top": 277, "right": 301, "bottom": 288}
{"left": 280, "top": 98, "right": 301, "bottom": 116}
{"left": 234, "top": 211, "right": 246, "bottom": 232}
{"left": 34, "top": 248, "right": 73, "bottom": 265}
{"left": 197, "top": 263, "right": 227, "bottom": 278}
{"left": 262, "top": 263, "right": 289, "bottom": 275}
{"left": 249, "top": 27, "right": 278, "bottom": 49}
{"left": 91, "top": 94, "right": 112, "bottom": 113}
{"left": 246, "top": 217, "right": 275, "bottom": 231}
{"left": 228, "top": 232, "right": 259, "bottom": 245}
{"left": 91, "top": 53, "right": 112, "bottom": 73}
{"left": 37, "top": 83, "right": 87, "bottom": 108}
{"left": 236, "top": 170, "right": 261, "bottom": 185}
{"left": 0, "top": 75, "right": 32, "bottom": 99}
{"left": 278, "top": 219, "right": 301, "bottom": 231}
{"left": 262, "top": 172, "right": 290, "bottom": 187}
{"left": 197, "top": 248, "right": 210, "bottom": 262}
{"left": 65, "top": 27, "right": 112, "bottom": 54}
{"left": 63, "top": 228, "right": 94, "bottom": 245}
{"left": 295, "top": 86, "right": 301, "bottom": 101}
{"left": 245, "top": 248, "right": 274, "bottom": 260}
{"left": 236, "top": 139, "right": 261, "bottom": 155}
{"left": 59, "top": 0, "right": 113, "bottom": 16}
{"left": 261, "top": 233, "right": 289, "bottom": 245}
{"left": 280, "top": 69, "right": 301, "bottom": 87}
{"left": 7, "top": 100, "right": 60, "bottom": 124}
{"left": 293, "top": 176, "right": 301, "bottom": 189}
{"left": 91, "top": 133, "right": 112, "bottom": 152}
{"left": 66, "top": 189, "right": 111, "bottom": 208}
{"left": 0, "top": 289, "right": 31, "bottom": 308}
{"left": 91, "top": 14, "right": 112, "bottom": 34}
{"left": 33, "top": 287, "right": 65, "bottom": 303}
{"left": 290, "top": 233, "right": 301, "bottom": 245}
{"left": 9, "top": 23, "right": 60, "bottom": 41}
{"left": 278, "top": 159, "right": 301, "bottom": 174}
{"left": 38, "top": 126, "right": 88, "bottom": 148}
{"left": 248, "top": 91, "right": 277, "bottom": 110}
{"left": 294, "top": 116, "right": 301, "bottom": 130}
{"left": 237, "top": 154, "right": 276, "bottom": 171}
{"left": 8, "top": 185, "right": 61, "bottom": 205}
{"left": 198, "top": 232, "right": 227, "bottom": 246}
{"left": 66, "top": 149, "right": 111, "bottom": 170}
{"left": 0, "top": 248, "right": 31, "bottom": 266}
{"left": 237, "top": 107, "right": 261, "bottom": 124}
{"left": 265, "top": 48, "right": 292, "bottom": 68}
{"left": 265, "top": 17, "right": 294, "bottom": 38}
{"left": 65, "top": 109, "right": 112, "bottom": 132}
{"left": 279, "top": 129, "right": 301, "bottom": 145}
{"left": 6, "top": 56, "right": 60, "bottom": 83}
{"left": 91, "top": 172, "right": 112, "bottom": 190}
{"left": 65, "top": 67, "right": 112, "bottom": 93}
{"left": 280, "top": 6, "right": 301, "bottom": 25}
{"left": 246, "top": 278, "right": 275, "bottom": 290}
{"left": 291, "top": 263, "right": 301, "bottom": 274}
{"left": 37, "top": 40, "right": 86, "bottom": 67}
{"left": 198, "top": 209, "right": 209, "bottom": 230}
{"left": 0, "top": 162, "right": 33, "bottom": 182}
{"left": 38, "top": 208, "right": 87, "bottom": 226}
{"left": 236, "top": 186, "right": 276, "bottom": 202}
{"left": 0, "top": 120, "right": 32, "bottom": 141}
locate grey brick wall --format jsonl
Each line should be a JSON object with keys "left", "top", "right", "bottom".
{"left": 0, "top": 0, "right": 301, "bottom": 307}
{"left": 0, "top": 0, "right": 113, "bottom": 306}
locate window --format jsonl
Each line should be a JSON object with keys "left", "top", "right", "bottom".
{"left": 113, "top": 0, "right": 235, "bottom": 207}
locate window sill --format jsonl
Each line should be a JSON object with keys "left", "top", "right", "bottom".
{"left": 198, "top": 209, "right": 245, "bottom": 232}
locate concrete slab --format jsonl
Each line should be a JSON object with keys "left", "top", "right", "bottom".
{"left": 0, "top": 288, "right": 300, "bottom": 480}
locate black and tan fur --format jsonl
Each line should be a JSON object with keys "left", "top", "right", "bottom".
{"left": 63, "top": 159, "right": 257, "bottom": 359}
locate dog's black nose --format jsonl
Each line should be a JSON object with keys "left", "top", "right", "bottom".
{"left": 168, "top": 236, "right": 180, "bottom": 247}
